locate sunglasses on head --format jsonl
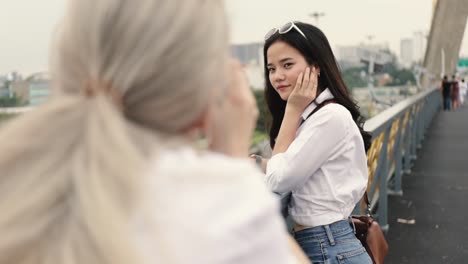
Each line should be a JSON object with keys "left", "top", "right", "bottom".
{"left": 264, "top": 21, "right": 307, "bottom": 41}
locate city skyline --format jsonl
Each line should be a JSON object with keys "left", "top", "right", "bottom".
{"left": 0, "top": 0, "right": 467, "bottom": 75}
{"left": 226, "top": 0, "right": 467, "bottom": 55}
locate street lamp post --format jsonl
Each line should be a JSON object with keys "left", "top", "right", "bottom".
{"left": 309, "top": 12, "right": 325, "bottom": 26}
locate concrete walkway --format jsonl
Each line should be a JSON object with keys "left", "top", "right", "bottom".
{"left": 385, "top": 104, "right": 468, "bottom": 263}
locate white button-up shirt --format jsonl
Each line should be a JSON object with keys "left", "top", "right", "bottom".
{"left": 136, "top": 147, "right": 298, "bottom": 264}
{"left": 265, "top": 88, "right": 368, "bottom": 227}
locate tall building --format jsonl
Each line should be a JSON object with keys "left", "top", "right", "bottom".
{"left": 6, "top": 72, "right": 51, "bottom": 106}
{"left": 231, "top": 43, "right": 263, "bottom": 66}
{"left": 399, "top": 32, "right": 427, "bottom": 68}
{"left": 0, "top": 75, "right": 8, "bottom": 97}
{"left": 335, "top": 43, "right": 392, "bottom": 70}
{"left": 27, "top": 73, "right": 50, "bottom": 106}
{"left": 400, "top": 38, "right": 414, "bottom": 67}
{"left": 412, "top": 31, "right": 426, "bottom": 63}
{"left": 231, "top": 43, "right": 265, "bottom": 89}
{"left": 335, "top": 46, "right": 362, "bottom": 68}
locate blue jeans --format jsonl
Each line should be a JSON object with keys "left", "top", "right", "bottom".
{"left": 443, "top": 97, "right": 451, "bottom": 111}
{"left": 293, "top": 219, "right": 372, "bottom": 264}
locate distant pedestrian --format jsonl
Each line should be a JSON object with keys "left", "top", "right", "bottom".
{"left": 451, "top": 75, "right": 460, "bottom": 111}
{"left": 441, "top": 75, "right": 452, "bottom": 111}
{"left": 459, "top": 79, "right": 467, "bottom": 106}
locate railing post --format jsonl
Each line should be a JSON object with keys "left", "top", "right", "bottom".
{"left": 390, "top": 114, "right": 405, "bottom": 196}
{"left": 403, "top": 108, "right": 413, "bottom": 174}
{"left": 411, "top": 104, "right": 420, "bottom": 159}
{"left": 421, "top": 100, "right": 427, "bottom": 138}
{"left": 416, "top": 102, "right": 424, "bottom": 149}
{"left": 377, "top": 128, "right": 390, "bottom": 231}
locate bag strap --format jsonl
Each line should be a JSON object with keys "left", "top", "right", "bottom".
{"left": 304, "top": 99, "right": 373, "bottom": 218}
{"left": 302, "top": 99, "right": 336, "bottom": 124}
{"left": 364, "top": 192, "right": 372, "bottom": 217}
{"left": 304, "top": 99, "right": 374, "bottom": 218}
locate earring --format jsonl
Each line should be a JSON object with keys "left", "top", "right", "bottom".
{"left": 192, "top": 128, "right": 210, "bottom": 151}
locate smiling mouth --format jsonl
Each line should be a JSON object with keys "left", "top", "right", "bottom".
{"left": 277, "top": 85, "right": 289, "bottom": 91}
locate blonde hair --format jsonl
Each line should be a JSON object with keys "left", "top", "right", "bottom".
{"left": 0, "top": 0, "right": 228, "bottom": 263}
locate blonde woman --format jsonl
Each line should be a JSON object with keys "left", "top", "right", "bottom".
{"left": 0, "top": 0, "right": 309, "bottom": 264}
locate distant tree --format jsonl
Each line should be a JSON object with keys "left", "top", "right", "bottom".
{"left": 253, "top": 89, "right": 266, "bottom": 133}
{"left": 342, "top": 67, "right": 368, "bottom": 89}
{"left": 0, "top": 93, "right": 23, "bottom": 107}
{"left": 381, "top": 63, "right": 415, "bottom": 86}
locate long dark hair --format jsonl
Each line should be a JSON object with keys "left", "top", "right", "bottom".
{"left": 263, "top": 22, "right": 372, "bottom": 151}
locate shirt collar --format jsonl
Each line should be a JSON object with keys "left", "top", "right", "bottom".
{"left": 301, "top": 88, "right": 334, "bottom": 120}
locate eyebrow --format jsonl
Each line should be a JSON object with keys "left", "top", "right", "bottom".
{"left": 267, "top": 57, "right": 294, "bottom": 67}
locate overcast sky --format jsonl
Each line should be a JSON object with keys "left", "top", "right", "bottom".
{"left": 0, "top": 0, "right": 467, "bottom": 75}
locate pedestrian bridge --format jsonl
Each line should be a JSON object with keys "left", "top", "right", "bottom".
{"left": 345, "top": 86, "right": 468, "bottom": 263}
{"left": 271, "top": 84, "right": 460, "bottom": 262}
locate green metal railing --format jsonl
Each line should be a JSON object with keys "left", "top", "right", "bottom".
{"left": 361, "top": 87, "right": 441, "bottom": 231}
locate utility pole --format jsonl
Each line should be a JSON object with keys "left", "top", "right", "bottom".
{"left": 309, "top": 12, "right": 325, "bottom": 26}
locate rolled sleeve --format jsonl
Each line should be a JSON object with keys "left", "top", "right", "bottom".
{"left": 264, "top": 106, "right": 348, "bottom": 193}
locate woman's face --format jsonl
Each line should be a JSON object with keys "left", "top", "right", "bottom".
{"left": 266, "top": 41, "right": 311, "bottom": 101}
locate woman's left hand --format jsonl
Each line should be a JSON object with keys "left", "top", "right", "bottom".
{"left": 208, "top": 59, "right": 259, "bottom": 158}
{"left": 286, "top": 66, "right": 319, "bottom": 112}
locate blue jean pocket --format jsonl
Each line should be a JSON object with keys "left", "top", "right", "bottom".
{"left": 336, "top": 246, "right": 372, "bottom": 264}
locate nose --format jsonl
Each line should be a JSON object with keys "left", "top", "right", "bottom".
{"left": 272, "top": 69, "right": 286, "bottom": 83}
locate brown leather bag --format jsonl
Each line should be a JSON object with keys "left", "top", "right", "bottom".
{"left": 351, "top": 193, "right": 389, "bottom": 264}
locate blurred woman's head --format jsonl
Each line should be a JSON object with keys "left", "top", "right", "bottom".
{"left": 0, "top": 1, "right": 229, "bottom": 263}
{"left": 51, "top": 0, "right": 229, "bottom": 134}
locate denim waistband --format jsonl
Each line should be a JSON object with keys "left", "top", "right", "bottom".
{"left": 293, "top": 219, "right": 354, "bottom": 245}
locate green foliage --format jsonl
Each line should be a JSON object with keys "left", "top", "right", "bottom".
{"left": 0, "top": 113, "right": 16, "bottom": 122}
{"left": 253, "top": 89, "right": 267, "bottom": 133}
{"left": 252, "top": 130, "right": 268, "bottom": 146}
{"left": 341, "top": 62, "right": 416, "bottom": 88}
{"left": 381, "top": 63, "right": 415, "bottom": 86}
{"left": 0, "top": 94, "right": 23, "bottom": 107}
{"left": 342, "top": 67, "right": 367, "bottom": 89}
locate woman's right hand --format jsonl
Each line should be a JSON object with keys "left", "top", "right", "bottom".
{"left": 208, "top": 59, "right": 259, "bottom": 158}
{"left": 286, "top": 66, "right": 319, "bottom": 112}
{"left": 271, "top": 67, "right": 319, "bottom": 156}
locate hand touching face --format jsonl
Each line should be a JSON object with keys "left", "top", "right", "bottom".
{"left": 267, "top": 41, "right": 318, "bottom": 103}
{"left": 207, "top": 59, "right": 259, "bottom": 157}
{"left": 286, "top": 66, "right": 319, "bottom": 112}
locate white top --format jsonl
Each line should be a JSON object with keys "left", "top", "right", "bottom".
{"left": 459, "top": 81, "right": 467, "bottom": 92}
{"left": 135, "top": 147, "right": 297, "bottom": 264}
{"left": 265, "top": 88, "right": 368, "bottom": 227}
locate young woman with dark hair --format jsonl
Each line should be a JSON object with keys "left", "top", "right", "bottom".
{"left": 256, "top": 21, "right": 373, "bottom": 264}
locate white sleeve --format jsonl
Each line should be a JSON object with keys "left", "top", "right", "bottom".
{"left": 197, "top": 161, "right": 300, "bottom": 264}
{"left": 138, "top": 150, "right": 300, "bottom": 264}
{"left": 265, "top": 107, "right": 348, "bottom": 193}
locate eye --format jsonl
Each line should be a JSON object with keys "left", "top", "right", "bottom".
{"left": 284, "top": 62, "right": 293, "bottom": 68}
{"left": 268, "top": 67, "right": 275, "bottom": 73}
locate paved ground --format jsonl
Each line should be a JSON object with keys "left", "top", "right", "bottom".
{"left": 385, "top": 104, "right": 468, "bottom": 263}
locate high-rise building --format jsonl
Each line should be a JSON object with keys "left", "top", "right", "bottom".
{"left": 335, "top": 46, "right": 362, "bottom": 68}
{"left": 28, "top": 73, "right": 50, "bottom": 106}
{"left": 399, "top": 32, "right": 427, "bottom": 68}
{"left": 231, "top": 43, "right": 263, "bottom": 66}
{"left": 335, "top": 43, "right": 392, "bottom": 70}
{"left": 412, "top": 31, "right": 427, "bottom": 63}
{"left": 231, "top": 43, "right": 265, "bottom": 89}
{"left": 400, "top": 38, "right": 414, "bottom": 67}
